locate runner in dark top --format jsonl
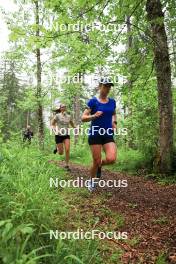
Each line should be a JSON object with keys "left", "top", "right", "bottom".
{"left": 23, "top": 126, "right": 34, "bottom": 143}
{"left": 82, "top": 78, "right": 117, "bottom": 191}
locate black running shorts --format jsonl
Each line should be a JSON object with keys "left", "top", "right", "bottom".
{"left": 88, "top": 135, "right": 115, "bottom": 145}
{"left": 55, "top": 135, "right": 70, "bottom": 144}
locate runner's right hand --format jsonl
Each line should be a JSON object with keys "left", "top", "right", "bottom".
{"left": 93, "top": 111, "right": 103, "bottom": 119}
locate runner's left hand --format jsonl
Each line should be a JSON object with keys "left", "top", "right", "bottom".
{"left": 112, "top": 123, "right": 117, "bottom": 130}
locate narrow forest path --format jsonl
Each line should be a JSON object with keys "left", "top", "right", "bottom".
{"left": 49, "top": 160, "right": 176, "bottom": 264}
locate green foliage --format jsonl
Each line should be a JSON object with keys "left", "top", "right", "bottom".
{"left": 156, "top": 253, "right": 167, "bottom": 264}
{"left": 0, "top": 141, "right": 103, "bottom": 263}
{"left": 0, "top": 61, "right": 27, "bottom": 140}
{"left": 2, "top": 0, "right": 176, "bottom": 172}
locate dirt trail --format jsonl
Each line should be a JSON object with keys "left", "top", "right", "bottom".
{"left": 50, "top": 160, "right": 176, "bottom": 264}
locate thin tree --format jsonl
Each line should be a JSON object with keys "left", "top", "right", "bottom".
{"left": 34, "top": 0, "right": 44, "bottom": 146}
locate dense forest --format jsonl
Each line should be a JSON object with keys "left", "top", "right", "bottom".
{"left": 0, "top": 0, "right": 176, "bottom": 263}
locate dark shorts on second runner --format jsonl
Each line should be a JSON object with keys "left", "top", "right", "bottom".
{"left": 55, "top": 135, "right": 70, "bottom": 144}
{"left": 88, "top": 135, "right": 115, "bottom": 145}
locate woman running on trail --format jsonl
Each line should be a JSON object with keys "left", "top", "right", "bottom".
{"left": 81, "top": 78, "right": 117, "bottom": 191}
{"left": 51, "top": 103, "right": 75, "bottom": 171}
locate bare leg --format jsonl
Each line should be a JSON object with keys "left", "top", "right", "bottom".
{"left": 57, "top": 143, "right": 64, "bottom": 155}
{"left": 102, "top": 142, "right": 117, "bottom": 166}
{"left": 90, "top": 145, "right": 102, "bottom": 178}
{"left": 63, "top": 139, "right": 70, "bottom": 166}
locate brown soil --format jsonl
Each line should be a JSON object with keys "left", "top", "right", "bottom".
{"left": 49, "top": 160, "right": 176, "bottom": 264}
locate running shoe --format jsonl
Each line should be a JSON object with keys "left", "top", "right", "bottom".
{"left": 65, "top": 165, "right": 71, "bottom": 171}
{"left": 53, "top": 148, "right": 57, "bottom": 154}
{"left": 87, "top": 179, "right": 97, "bottom": 192}
{"left": 96, "top": 166, "right": 102, "bottom": 178}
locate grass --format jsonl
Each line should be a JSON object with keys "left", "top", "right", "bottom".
{"left": 69, "top": 139, "right": 176, "bottom": 185}
{"left": 127, "top": 237, "right": 141, "bottom": 247}
{"left": 152, "top": 216, "right": 169, "bottom": 225}
{"left": 145, "top": 173, "right": 176, "bottom": 185}
{"left": 108, "top": 147, "right": 147, "bottom": 173}
{"left": 156, "top": 253, "right": 167, "bottom": 264}
{"left": 1, "top": 136, "right": 173, "bottom": 263}
{"left": 69, "top": 140, "right": 147, "bottom": 174}
{"left": 0, "top": 141, "right": 102, "bottom": 263}
{"left": 0, "top": 140, "right": 125, "bottom": 264}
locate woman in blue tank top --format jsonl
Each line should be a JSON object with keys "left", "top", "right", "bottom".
{"left": 82, "top": 78, "right": 117, "bottom": 191}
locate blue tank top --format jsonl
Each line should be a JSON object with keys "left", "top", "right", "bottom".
{"left": 87, "top": 97, "right": 116, "bottom": 136}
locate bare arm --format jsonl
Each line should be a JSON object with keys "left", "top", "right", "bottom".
{"left": 51, "top": 118, "right": 56, "bottom": 127}
{"left": 81, "top": 108, "right": 103, "bottom": 122}
{"left": 112, "top": 111, "right": 117, "bottom": 129}
{"left": 70, "top": 120, "right": 75, "bottom": 128}
{"left": 112, "top": 112, "right": 117, "bottom": 123}
{"left": 82, "top": 108, "right": 93, "bottom": 122}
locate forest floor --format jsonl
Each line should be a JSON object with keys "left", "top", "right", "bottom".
{"left": 50, "top": 160, "right": 176, "bottom": 264}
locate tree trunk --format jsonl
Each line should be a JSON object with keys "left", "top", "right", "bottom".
{"left": 168, "top": 0, "right": 176, "bottom": 77}
{"left": 170, "top": 26, "right": 176, "bottom": 77}
{"left": 146, "top": 0, "right": 174, "bottom": 173}
{"left": 26, "top": 110, "right": 30, "bottom": 127}
{"left": 73, "top": 73, "right": 82, "bottom": 145}
{"left": 126, "top": 16, "right": 135, "bottom": 148}
{"left": 73, "top": 94, "right": 80, "bottom": 145}
{"left": 35, "top": 0, "right": 44, "bottom": 146}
